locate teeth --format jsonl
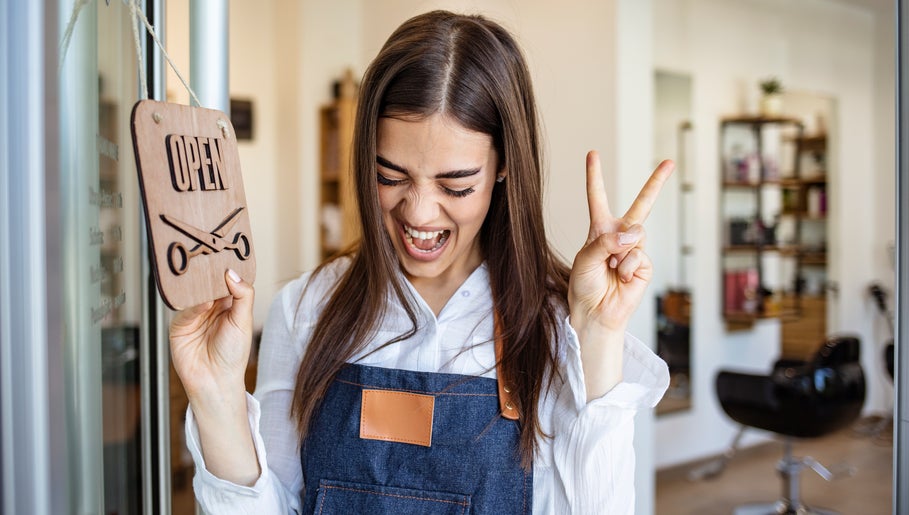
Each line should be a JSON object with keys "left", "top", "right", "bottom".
{"left": 405, "top": 225, "right": 444, "bottom": 240}
{"left": 403, "top": 224, "right": 450, "bottom": 253}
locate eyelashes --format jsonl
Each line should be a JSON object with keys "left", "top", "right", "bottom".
{"left": 376, "top": 172, "right": 404, "bottom": 187}
{"left": 376, "top": 172, "right": 475, "bottom": 198}
{"left": 444, "top": 186, "right": 475, "bottom": 198}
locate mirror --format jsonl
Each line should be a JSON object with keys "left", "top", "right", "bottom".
{"left": 653, "top": 70, "right": 694, "bottom": 415}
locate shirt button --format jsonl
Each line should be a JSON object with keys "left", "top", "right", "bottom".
{"left": 461, "top": 290, "right": 470, "bottom": 297}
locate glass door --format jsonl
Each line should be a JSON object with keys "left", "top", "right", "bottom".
{"left": 57, "top": 1, "right": 160, "bottom": 513}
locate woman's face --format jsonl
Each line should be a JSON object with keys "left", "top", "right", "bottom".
{"left": 376, "top": 113, "right": 500, "bottom": 290}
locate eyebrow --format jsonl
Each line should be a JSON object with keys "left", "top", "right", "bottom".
{"left": 376, "top": 155, "right": 482, "bottom": 179}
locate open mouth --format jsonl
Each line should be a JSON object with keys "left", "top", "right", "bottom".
{"left": 403, "top": 224, "right": 450, "bottom": 253}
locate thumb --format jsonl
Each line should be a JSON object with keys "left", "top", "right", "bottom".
{"left": 224, "top": 268, "right": 255, "bottom": 331}
{"left": 574, "top": 233, "right": 617, "bottom": 272}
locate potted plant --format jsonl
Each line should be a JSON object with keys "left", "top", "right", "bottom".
{"left": 759, "top": 77, "right": 784, "bottom": 117}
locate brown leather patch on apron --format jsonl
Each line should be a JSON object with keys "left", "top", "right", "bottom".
{"left": 359, "top": 389, "right": 435, "bottom": 447}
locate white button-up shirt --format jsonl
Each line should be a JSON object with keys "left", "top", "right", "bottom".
{"left": 186, "top": 259, "right": 669, "bottom": 514}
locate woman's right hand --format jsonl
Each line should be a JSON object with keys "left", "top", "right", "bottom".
{"left": 170, "top": 268, "right": 255, "bottom": 402}
{"left": 170, "top": 269, "right": 262, "bottom": 486}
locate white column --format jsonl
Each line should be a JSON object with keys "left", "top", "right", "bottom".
{"left": 614, "top": 3, "right": 658, "bottom": 514}
{"left": 0, "top": 0, "right": 52, "bottom": 513}
{"left": 190, "top": 0, "right": 229, "bottom": 111}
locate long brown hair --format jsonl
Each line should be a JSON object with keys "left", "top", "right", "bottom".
{"left": 291, "top": 10, "right": 570, "bottom": 466}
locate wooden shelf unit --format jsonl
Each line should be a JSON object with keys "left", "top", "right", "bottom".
{"left": 781, "top": 132, "right": 828, "bottom": 355}
{"left": 720, "top": 116, "right": 804, "bottom": 326}
{"left": 319, "top": 70, "right": 359, "bottom": 261}
{"left": 719, "top": 115, "right": 829, "bottom": 350}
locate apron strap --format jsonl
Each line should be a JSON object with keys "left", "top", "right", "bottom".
{"left": 494, "top": 312, "right": 520, "bottom": 421}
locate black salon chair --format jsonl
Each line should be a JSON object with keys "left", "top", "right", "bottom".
{"left": 715, "top": 335, "right": 865, "bottom": 515}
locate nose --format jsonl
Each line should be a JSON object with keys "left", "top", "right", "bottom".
{"left": 399, "top": 184, "right": 440, "bottom": 226}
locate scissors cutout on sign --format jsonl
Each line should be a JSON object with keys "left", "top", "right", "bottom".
{"left": 160, "top": 207, "right": 251, "bottom": 276}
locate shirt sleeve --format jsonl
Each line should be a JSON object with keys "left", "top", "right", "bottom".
{"left": 549, "top": 317, "right": 670, "bottom": 514}
{"left": 186, "top": 394, "right": 298, "bottom": 514}
{"left": 185, "top": 272, "right": 318, "bottom": 515}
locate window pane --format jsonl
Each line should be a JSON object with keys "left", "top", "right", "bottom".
{"left": 58, "top": 0, "right": 145, "bottom": 512}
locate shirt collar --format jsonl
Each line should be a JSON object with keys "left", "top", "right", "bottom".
{"left": 396, "top": 262, "right": 492, "bottom": 323}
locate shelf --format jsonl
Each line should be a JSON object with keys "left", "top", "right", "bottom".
{"left": 723, "top": 246, "right": 826, "bottom": 263}
{"left": 724, "top": 309, "right": 797, "bottom": 321}
{"left": 721, "top": 115, "right": 803, "bottom": 126}
{"left": 320, "top": 169, "right": 341, "bottom": 182}
{"left": 724, "top": 308, "right": 799, "bottom": 331}
{"left": 779, "top": 210, "right": 827, "bottom": 220}
{"left": 722, "top": 180, "right": 783, "bottom": 188}
{"left": 786, "top": 133, "right": 827, "bottom": 151}
{"left": 779, "top": 176, "right": 827, "bottom": 187}
{"left": 801, "top": 254, "right": 827, "bottom": 266}
{"left": 723, "top": 245, "right": 783, "bottom": 253}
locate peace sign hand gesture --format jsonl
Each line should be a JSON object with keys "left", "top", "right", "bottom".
{"left": 569, "top": 151, "right": 673, "bottom": 399}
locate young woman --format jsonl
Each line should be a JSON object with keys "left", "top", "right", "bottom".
{"left": 171, "top": 10, "right": 673, "bottom": 514}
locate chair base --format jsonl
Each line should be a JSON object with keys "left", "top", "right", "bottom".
{"left": 734, "top": 502, "right": 837, "bottom": 515}
{"left": 732, "top": 439, "right": 845, "bottom": 515}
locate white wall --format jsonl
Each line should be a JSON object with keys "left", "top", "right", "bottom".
{"left": 167, "top": 0, "right": 274, "bottom": 325}
{"left": 166, "top": 0, "right": 362, "bottom": 326}
{"left": 651, "top": 0, "right": 894, "bottom": 469}
{"left": 870, "top": 0, "right": 897, "bottom": 414}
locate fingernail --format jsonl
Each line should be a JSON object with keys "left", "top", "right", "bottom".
{"left": 619, "top": 232, "right": 636, "bottom": 245}
{"left": 609, "top": 256, "right": 618, "bottom": 268}
{"left": 227, "top": 269, "right": 241, "bottom": 283}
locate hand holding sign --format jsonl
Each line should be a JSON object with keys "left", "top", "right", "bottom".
{"left": 131, "top": 100, "right": 256, "bottom": 310}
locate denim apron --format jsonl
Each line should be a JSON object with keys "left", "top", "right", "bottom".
{"left": 299, "top": 361, "right": 532, "bottom": 514}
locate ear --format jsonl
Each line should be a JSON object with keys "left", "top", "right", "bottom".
{"left": 496, "top": 169, "right": 507, "bottom": 183}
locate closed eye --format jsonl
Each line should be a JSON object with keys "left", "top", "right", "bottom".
{"left": 376, "top": 172, "right": 406, "bottom": 187}
{"left": 376, "top": 155, "right": 477, "bottom": 197}
{"left": 443, "top": 186, "right": 475, "bottom": 198}
{"left": 376, "top": 156, "right": 408, "bottom": 187}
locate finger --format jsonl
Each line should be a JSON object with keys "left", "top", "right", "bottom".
{"left": 603, "top": 225, "right": 646, "bottom": 269}
{"left": 572, "top": 231, "right": 635, "bottom": 279}
{"left": 623, "top": 159, "right": 675, "bottom": 225}
{"left": 616, "top": 248, "right": 646, "bottom": 283}
{"left": 580, "top": 230, "right": 639, "bottom": 266}
{"left": 586, "top": 151, "right": 613, "bottom": 232}
{"left": 224, "top": 269, "right": 255, "bottom": 332}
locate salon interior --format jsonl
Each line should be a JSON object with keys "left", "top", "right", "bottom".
{"left": 1, "top": 0, "right": 904, "bottom": 514}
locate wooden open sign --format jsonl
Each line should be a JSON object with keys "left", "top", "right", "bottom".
{"left": 131, "top": 100, "right": 256, "bottom": 310}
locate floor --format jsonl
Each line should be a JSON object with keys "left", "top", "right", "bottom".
{"left": 655, "top": 418, "right": 893, "bottom": 515}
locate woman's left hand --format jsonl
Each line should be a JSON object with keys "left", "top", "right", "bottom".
{"left": 569, "top": 151, "right": 674, "bottom": 335}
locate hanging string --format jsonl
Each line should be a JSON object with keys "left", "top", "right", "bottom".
{"left": 129, "top": 0, "right": 203, "bottom": 107}
{"left": 58, "top": 0, "right": 203, "bottom": 107}
{"left": 128, "top": 0, "right": 148, "bottom": 100}
{"left": 58, "top": 0, "right": 92, "bottom": 70}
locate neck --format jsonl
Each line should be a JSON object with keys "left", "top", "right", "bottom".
{"left": 407, "top": 258, "right": 483, "bottom": 317}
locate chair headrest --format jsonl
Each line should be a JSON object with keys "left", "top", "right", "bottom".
{"left": 812, "top": 334, "right": 861, "bottom": 366}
